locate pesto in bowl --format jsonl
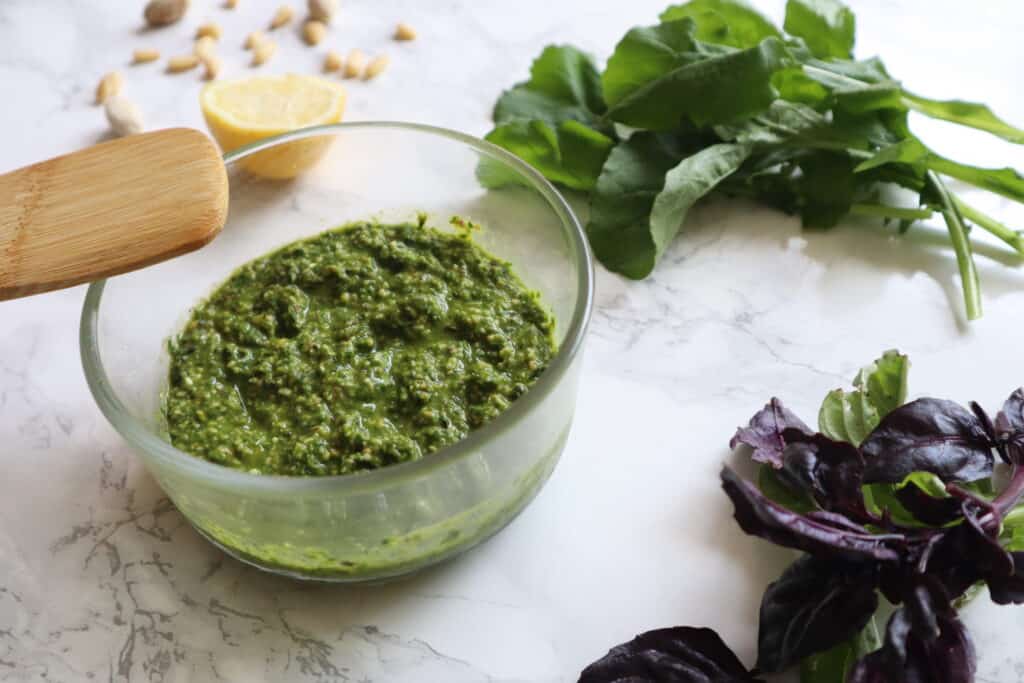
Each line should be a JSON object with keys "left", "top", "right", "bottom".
{"left": 165, "top": 219, "right": 556, "bottom": 477}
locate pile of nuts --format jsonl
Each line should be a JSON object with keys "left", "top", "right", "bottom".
{"left": 96, "top": 0, "right": 417, "bottom": 137}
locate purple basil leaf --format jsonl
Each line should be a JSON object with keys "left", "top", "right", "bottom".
{"left": 959, "top": 501, "right": 1014, "bottom": 577}
{"left": 986, "top": 551, "right": 1024, "bottom": 605}
{"left": 910, "top": 526, "right": 983, "bottom": 603}
{"left": 893, "top": 485, "right": 962, "bottom": 526}
{"left": 780, "top": 431, "right": 868, "bottom": 519}
{"left": 721, "top": 467, "right": 904, "bottom": 562}
{"left": 730, "top": 398, "right": 813, "bottom": 467}
{"left": 578, "top": 627, "right": 762, "bottom": 683}
{"left": 995, "top": 388, "right": 1024, "bottom": 464}
{"left": 861, "top": 398, "right": 994, "bottom": 485}
{"left": 756, "top": 555, "right": 878, "bottom": 673}
{"left": 898, "top": 502, "right": 1013, "bottom": 607}
{"left": 848, "top": 579, "right": 975, "bottom": 683}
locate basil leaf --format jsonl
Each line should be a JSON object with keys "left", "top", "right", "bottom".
{"left": 781, "top": 431, "right": 867, "bottom": 518}
{"left": 985, "top": 552, "right": 1024, "bottom": 605}
{"left": 659, "top": 0, "right": 781, "bottom": 49}
{"left": 904, "top": 92, "right": 1024, "bottom": 145}
{"left": 493, "top": 45, "right": 607, "bottom": 128}
{"left": 849, "top": 579, "right": 976, "bottom": 683}
{"left": 818, "top": 349, "right": 909, "bottom": 445}
{"left": 721, "top": 466, "right": 905, "bottom": 562}
{"left": 758, "top": 464, "right": 816, "bottom": 513}
{"left": 579, "top": 626, "right": 763, "bottom": 682}
{"left": 757, "top": 555, "right": 878, "bottom": 673}
{"left": 995, "top": 388, "right": 1024, "bottom": 464}
{"left": 861, "top": 398, "right": 994, "bottom": 485}
{"left": 799, "top": 618, "right": 880, "bottom": 683}
{"left": 602, "top": 20, "right": 790, "bottom": 129}
{"left": 856, "top": 137, "right": 1024, "bottom": 204}
{"left": 891, "top": 471, "right": 962, "bottom": 526}
{"left": 587, "top": 136, "right": 750, "bottom": 277}
{"left": 899, "top": 471, "right": 947, "bottom": 498}
{"left": 784, "top": 0, "right": 855, "bottom": 60}
{"left": 862, "top": 483, "right": 930, "bottom": 528}
{"left": 481, "top": 119, "right": 615, "bottom": 191}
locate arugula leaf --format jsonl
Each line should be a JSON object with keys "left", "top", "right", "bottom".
{"left": 856, "top": 137, "right": 1024, "bottom": 204}
{"left": 493, "top": 45, "right": 607, "bottom": 128}
{"left": 659, "top": 0, "right": 781, "bottom": 49}
{"left": 481, "top": 120, "right": 615, "bottom": 191}
{"left": 795, "top": 151, "right": 860, "bottom": 228}
{"left": 784, "top": 0, "right": 855, "bottom": 59}
{"left": 829, "top": 108, "right": 909, "bottom": 149}
{"left": 800, "top": 618, "right": 880, "bottom": 683}
{"left": 818, "top": 350, "right": 909, "bottom": 445}
{"left": 483, "top": 0, "right": 1024, "bottom": 321}
{"left": 588, "top": 135, "right": 750, "bottom": 277}
{"left": 904, "top": 92, "right": 1024, "bottom": 145}
{"left": 602, "top": 20, "right": 790, "bottom": 129}
{"left": 772, "top": 67, "right": 830, "bottom": 106}
{"left": 803, "top": 56, "right": 893, "bottom": 86}
{"left": 714, "top": 100, "right": 827, "bottom": 145}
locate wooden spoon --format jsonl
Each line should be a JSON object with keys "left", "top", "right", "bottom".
{"left": 0, "top": 128, "right": 228, "bottom": 301}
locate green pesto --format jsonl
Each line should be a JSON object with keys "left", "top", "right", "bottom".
{"left": 189, "top": 433, "right": 566, "bottom": 580}
{"left": 165, "top": 220, "right": 556, "bottom": 476}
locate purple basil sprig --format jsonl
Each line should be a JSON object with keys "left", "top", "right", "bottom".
{"left": 580, "top": 386, "right": 1024, "bottom": 683}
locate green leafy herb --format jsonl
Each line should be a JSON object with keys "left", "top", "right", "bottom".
{"left": 660, "top": 0, "right": 780, "bottom": 48}
{"left": 484, "top": 0, "right": 1024, "bottom": 321}
{"left": 818, "top": 349, "right": 908, "bottom": 445}
{"left": 903, "top": 92, "right": 1024, "bottom": 144}
{"left": 492, "top": 44, "right": 608, "bottom": 128}
{"left": 799, "top": 617, "right": 879, "bottom": 683}
{"left": 602, "top": 21, "right": 790, "bottom": 129}
{"left": 481, "top": 119, "right": 615, "bottom": 191}
{"left": 783, "top": 0, "right": 855, "bottom": 60}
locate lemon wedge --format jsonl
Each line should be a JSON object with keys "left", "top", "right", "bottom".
{"left": 200, "top": 74, "right": 347, "bottom": 179}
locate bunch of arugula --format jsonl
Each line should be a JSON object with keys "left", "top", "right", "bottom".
{"left": 578, "top": 351, "right": 1024, "bottom": 682}
{"left": 482, "top": 0, "right": 1024, "bottom": 320}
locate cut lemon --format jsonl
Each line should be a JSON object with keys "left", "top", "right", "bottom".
{"left": 200, "top": 74, "right": 347, "bottom": 179}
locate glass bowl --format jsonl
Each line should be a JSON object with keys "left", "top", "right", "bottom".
{"left": 80, "top": 122, "right": 592, "bottom": 582}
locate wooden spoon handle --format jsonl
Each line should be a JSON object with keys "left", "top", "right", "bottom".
{"left": 0, "top": 128, "right": 228, "bottom": 301}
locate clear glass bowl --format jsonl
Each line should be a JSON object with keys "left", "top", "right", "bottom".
{"left": 79, "top": 122, "right": 592, "bottom": 582}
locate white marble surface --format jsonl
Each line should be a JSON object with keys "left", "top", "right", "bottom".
{"left": 3, "top": 0, "right": 1024, "bottom": 681}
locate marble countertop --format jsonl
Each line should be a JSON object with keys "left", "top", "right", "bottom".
{"left": 3, "top": 0, "right": 1024, "bottom": 680}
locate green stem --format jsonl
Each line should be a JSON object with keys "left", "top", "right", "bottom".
{"left": 926, "top": 171, "right": 983, "bottom": 320}
{"left": 801, "top": 63, "right": 871, "bottom": 90}
{"left": 952, "top": 196, "right": 1024, "bottom": 255}
{"left": 850, "top": 203, "right": 934, "bottom": 222}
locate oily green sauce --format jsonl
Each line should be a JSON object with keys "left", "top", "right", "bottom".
{"left": 164, "top": 220, "right": 556, "bottom": 476}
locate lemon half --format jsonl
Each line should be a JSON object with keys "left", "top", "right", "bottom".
{"left": 200, "top": 74, "right": 347, "bottom": 179}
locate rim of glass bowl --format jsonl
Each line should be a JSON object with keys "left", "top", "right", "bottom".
{"left": 80, "top": 121, "right": 594, "bottom": 494}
